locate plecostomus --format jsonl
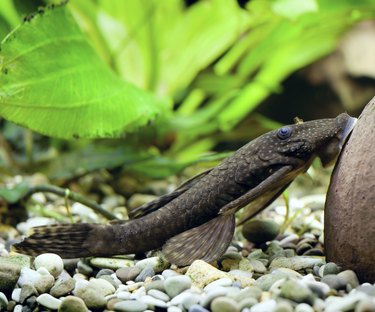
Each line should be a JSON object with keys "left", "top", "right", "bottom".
{"left": 13, "top": 113, "right": 357, "bottom": 266}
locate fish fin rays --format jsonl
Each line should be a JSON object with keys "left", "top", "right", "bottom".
{"left": 162, "top": 214, "right": 235, "bottom": 266}
{"left": 129, "top": 168, "right": 212, "bottom": 219}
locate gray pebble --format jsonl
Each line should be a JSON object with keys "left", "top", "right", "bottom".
{"left": 182, "top": 293, "right": 202, "bottom": 310}
{"left": 145, "top": 279, "right": 165, "bottom": 292}
{"left": 303, "top": 248, "right": 324, "bottom": 256}
{"left": 269, "top": 256, "right": 322, "bottom": 271}
{"left": 164, "top": 275, "right": 192, "bottom": 297}
{"left": 254, "top": 271, "right": 289, "bottom": 291}
{"left": 188, "top": 304, "right": 210, "bottom": 312}
{"left": 238, "top": 297, "right": 257, "bottom": 310}
{"left": 116, "top": 267, "right": 141, "bottom": 283}
{"left": 96, "top": 269, "right": 115, "bottom": 278}
{"left": 337, "top": 270, "right": 360, "bottom": 289}
{"left": 135, "top": 266, "right": 155, "bottom": 282}
{"left": 50, "top": 271, "right": 75, "bottom": 297}
{"left": 77, "top": 261, "right": 93, "bottom": 276}
{"left": 147, "top": 289, "right": 170, "bottom": 302}
{"left": 0, "top": 291, "right": 8, "bottom": 309}
{"left": 357, "top": 284, "right": 375, "bottom": 296}
{"left": 274, "top": 300, "right": 294, "bottom": 312}
{"left": 210, "top": 296, "right": 240, "bottom": 312}
{"left": 280, "top": 279, "right": 315, "bottom": 304}
{"left": 140, "top": 294, "right": 168, "bottom": 308}
{"left": 20, "top": 284, "right": 38, "bottom": 304}
{"left": 295, "top": 303, "right": 314, "bottom": 312}
{"left": 168, "top": 306, "right": 183, "bottom": 312}
{"left": 200, "top": 287, "right": 228, "bottom": 308}
{"left": 99, "top": 274, "right": 119, "bottom": 289}
{"left": 250, "top": 299, "right": 277, "bottom": 312}
{"left": 162, "top": 269, "right": 181, "bottom": 279}
{"left": 235, "top": 286, "right": 262, "bottom": 301}
{"left": 204, "top": 278, "right": 232, "bottom": 292}
{"left": 113, "top": 299, "right": 148, "bottom": 312}
{"left": 242, "top": 219, "right": 280, "bottom": 244}
{"left": 135, "top": 256, "right": 169, "bottom": 273}
{"left": 58, "top": 295, "right": 88, "bottom": 312}
{"left": 321, "top": 274, "right": 347, "bottom": 290}
{"left": 36, "top": 293, "right": 62, "bottom": 310}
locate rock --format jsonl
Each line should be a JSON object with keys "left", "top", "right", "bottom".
{"left": 188, "top": 304, "right": 210, "bottom": 312}
{"left": 135, "top": 266, "right": 155, "bottom": 282}
{"left": 295, "top": 303, "right": 314, "bottom": 312}
{"left": 75, "top": 278, "right": 115, "bottom": 309}
{"left": 135, "top": 256, "right": 169, "bottom": 273}
{"left": 17, "top": 267, "right": 54, "bottom": 294}
{"left": 242, "top": 219, "right": 280, "bottom": 244}
{"left": 325, "top": 99, "right": 375, "bottom": 282}
{"left": 20, "top": 284, "right": 38, "bottom": 303}
{"left": 269, "top": 256, "right": 322, "bottom": 271}
{"left": 325, "top": 292, "right": 367, "bottom": 312}
{"left": 227, "top": 270, "right": 254, "bottom": 287}
{"left": 145, "top": 279, "right": 165, "bottom": 292}
{"left": 168, "top": 306, "right": 183, "bottom": 312}
{"left": 162, "top": 269, "right": 181, "bottom": 279}
{"left": 11, "top": 288, "right": 21, "bottom": 302}
{"left": 321, "top": 274, "right": 347, "bottom": 290}
{"left": 34, "top": 253, "right": 63, "bottom": 278}
{"left": 320, "top": 262, "right": 340, "bottom": 276}
{"left": 249, "top": 259, "right": 267, "bottom": 274}
{"left": 234, "top": 286, "right": 262, "bottom": 301}
{"left": 141, "top": 294, "right": 168, "bottom": 308}
{"left": 186, "top": 260, "right": 231, "bottom": 288}
{"left": 250, "top": 299, "right": 277, "bottom": 312}
{"left": 58, "top": 296, "right": 88, "bottom": 312}
{"left": 147, "top": 289, "right": 170, "bottom": 302}
{"left": 182, "top": 293, "right": 201, "bottom": 310}
{"left": 89, "top": 257, "right": 134, "bottom": 270}
{"left": 50, "top": 271, "right": 75, "bottom": 297}
{"left": 280, "top": 279, "right": 315, "bottom": 304}
{"left": 164, "top": 275, "right": 192, "bottom": 297}
{"left": 0, "top": 292, "right": 8, "bottom": 309}
{"left": 76, "top": 261, "right": 93, "bottom": 276}
{"left": 338, "top": 270, "right": 360, "bottom": 289}
{"left": 200, "top": 287, "right": 229, "bottom": 308}
{"left": 254, "top": 271, "right": 291, "bottom": 291}
{"left": 204, "top": 278, "right": 233, "bottom": 292}
{"left": 36, "top": 293, "right": 62, "bottom": 310}
{"left": 113, "top": 299, "right": 148, "bottom": 312}
{"left": 210, "top": 297, "right": 240, "bottom": 312}
{"left": 96, "top": 268, "right": 115, "bottom": 278}
{"left": 355, "top": 297, "right": 375, "bottom": 312}
{"left": 238, "top": 297, "right": 258, "bottom": 310}
{"left": 0, "top": 256, "right": 28, "bottom": 292}
{"left": 274, "top": 301, "right": 294, "bottom": 312}
{"left": 116, "top": 266, "right": 141, "bottom": 283}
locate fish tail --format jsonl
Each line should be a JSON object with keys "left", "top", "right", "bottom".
{"left": 12, "top": 223, "right": 97, "bottom": 258}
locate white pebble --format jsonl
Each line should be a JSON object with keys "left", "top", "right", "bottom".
{"left": 141, "top": 295, "right": 168, "bottom": 308}
{"left": 11, "top": 288, "right": 21, "bottom": 302}
{"left": 204, "top": 277, "right": 232, "bottom": 292}
{"left": 250, "top": 299, "right": 277, "bottom": 312}
{"left": 168, "top": 306, "right": 182, "bottom": 312}
{"left": 34, "top": 253, "right": 64, "bottom": 278}
{"left": 117, "top": 291, "right": 131, "bottom": 300}
{"left": 13, "top": 305, "right": 22, "bottom": 312}
{"left": 36, "top": 293, "right": 62, "bottom": 310}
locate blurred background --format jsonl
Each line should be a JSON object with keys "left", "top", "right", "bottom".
{"left": 0, "top": 0, "right": 374, "bottom": 227}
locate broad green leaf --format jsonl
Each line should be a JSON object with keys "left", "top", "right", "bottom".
{"left": 272, "top": 0, "right": 318, "bottom": 19}
{"left": 0, "top": 180, "right": 29, "bottom": 203}
{"left": 0, "top": 4, "right": 167, "bottom": 139}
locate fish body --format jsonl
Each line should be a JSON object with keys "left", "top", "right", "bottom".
{"left": 13, "top": 113, "right": 357, "bottom": 266}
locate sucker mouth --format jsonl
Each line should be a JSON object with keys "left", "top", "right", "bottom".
{"left": 339, "top": 116, "right": 357, "bottom": 148}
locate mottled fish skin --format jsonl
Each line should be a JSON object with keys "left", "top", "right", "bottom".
{"left": 13, "top": 113, "right": 356, "bottom": 264}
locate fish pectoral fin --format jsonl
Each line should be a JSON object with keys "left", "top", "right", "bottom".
{"left": 219, "top": 165, "right": 293, "bottom": 216}
{"left": 129, "top": 168, "right": 212, "bottom": 219}
{"left": 162, "top": 214, "right": 235, "bottom": 266}
{"left": 236, "top": 182, "right": 292, "bottom": 226}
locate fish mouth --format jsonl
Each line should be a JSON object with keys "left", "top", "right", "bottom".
{"left": 339, "top": 116, "right": 357, "bottom": 148}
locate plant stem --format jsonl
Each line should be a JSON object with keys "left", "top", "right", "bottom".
{"left": 22, "top": 185, "right": 119, "bottom": 220}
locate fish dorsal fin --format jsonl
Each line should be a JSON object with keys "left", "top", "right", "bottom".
{"left": 162, "top": 214, "right": 235, "bottom": 266}
{"left": 129, "top": 168, "right": 212, "bottom": 219}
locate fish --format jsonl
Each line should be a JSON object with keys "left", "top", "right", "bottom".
{"left": 13, "top": 113, "right": 357, "bottom": 266}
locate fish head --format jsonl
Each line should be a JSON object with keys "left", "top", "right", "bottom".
{"left": 263, "top": 113, "right": 357, "bottom": 168}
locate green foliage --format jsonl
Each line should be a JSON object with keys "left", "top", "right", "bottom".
{"left": 0, "top": 0, "right": 374, "bottom": 178}
{"left": 0, "top": 5, "right": 166, "bottom": 139}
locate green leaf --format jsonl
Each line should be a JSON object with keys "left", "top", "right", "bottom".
{"left": 0, "top": 180, "right": 29, "bottom": 203}
{"left": 272, "top": 0, "right": 318, "bottom": 19}
{"left": 0, "top": 4, "right": 167, "bottom": 139}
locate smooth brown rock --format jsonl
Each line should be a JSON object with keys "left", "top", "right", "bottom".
{"left": 325, "top": 97, "right": 375, "bottom": 282}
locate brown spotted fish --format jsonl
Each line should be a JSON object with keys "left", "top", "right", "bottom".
{"left": 13, "top": 113, "right": 356, "bottom": 266}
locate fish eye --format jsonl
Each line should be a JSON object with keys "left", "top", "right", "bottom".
{"left": 277, "top": 126, "right": 292, "bottom": 139}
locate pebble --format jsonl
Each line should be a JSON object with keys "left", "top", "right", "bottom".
{"left": 200, "top": 287, "right": 229, "bottom": 307}
{"left": 338, "top": 270, "right": 360, "bottom": 289}
{"left": 188, "top": 304, "right": 210, "bottom": 312}
{"left": 355, "top": 297, "right": 375, "bottom": 312}
{"left": 75, "top": 278, "right": 115, "bottom": 309}
{"left": 254, "top": 270, "right": 290, "bottom": 291}
{"left": 77, "top": 260, "right": 93, "bottom": 276}
{"left": 321, "top": 274, "right": 347, "bottom": 290}
{"left": 280, "top": 279, "right": 315, "bottom": 304}
{"left": 135, "top": 256, "right": 169, "bottom": 273}
{"left": 168, "top": 306, "right": 183, "bottom": 312}
{"left": 270, "top": 256, "right": 323, "bottom": 271}
{"left": 0, "top": 291, "right": 8, "bottom": 309}
{"left": 250, "top": 299, "right": 277, "bottom": 312}
{"left": 325, "top": 292, "right": 367, "bottom": 312}
{"left": 182, "top": 293, "right": 202, "bottom": 310}
{"left": 0, "top": 257, "right": 26, "bottom": 292}
{"left": 274, "top": 300, "right": 294, "bottom": 312}
{"left": 50, "top": 271, "right": 75, "bottom": 297}
{"left": 145, "top": 279, "right": 165, "bottom": 292}
{"left": 187, "top": 260, "right": 230, "bottom": 288}
{"left": 36, "top": 293, "right": 62, "bottom": 310}
{"left": 96, "top": 268, "right": 115, "bottom": 278}
{"left": 17, "top": 267, "right": 55, "bottom": 294}
{"left": 242, "top": 219, "right": 280, "bottom": 244}
{"left": 204, "top": 277, "right": 233, "bottom": 292}
{"left": 147, "top": 289, "right": 170, "bottom": 302}
{"left": 211, "top": 296, "right": 240, "bottom": 312}
{"left": 249, "top": 259, "right": 267, "bottom": 273}
{"left": 135, "top": 266, "right": 155, "bottom": 282}
{"left": 141, "top": 294, "right": 168, "bottom": 308}
{"left": 20, "top": 284, "right": 38, "bottom": 303}
{"left": 34, "top": 253, "right": 64, "bottom": 278}
{"left": 58, "top": 296, "right": 88, "bottom": 312}
{"left": 116, "top": 267, "right": 141, "bottom": 283}
{"left": 89, "top": 257, "right": 134, "bottom": 270}
{"left": 238, "top": 297, "right": 258, "bottom": 310}
{"left": 165, "top": 275, "right": 192, "bottom": 297}
{"left": 295, "top": 303, "right": 315, "bottom": 312}
{"left": 11, "top": 288, "right": 21, "bottom": 302}
{"left": 235, "top": 286, "right": 262, "bottom": 301}
{"left": 163, "top": 269, "right": 181, "bottom": 279}
{"left": 113, "top": 299, "right": 148, "bottom": 312}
